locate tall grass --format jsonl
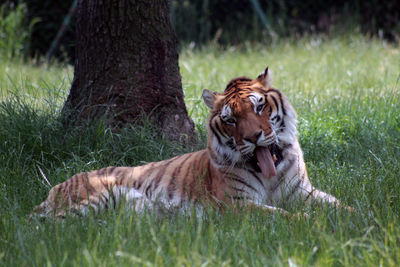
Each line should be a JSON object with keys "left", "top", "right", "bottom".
{"left": 0, "top": 3, "right": 38, "bottom": 60}
{"left": 0, "top": 35, "right": 399, "bottom": 266}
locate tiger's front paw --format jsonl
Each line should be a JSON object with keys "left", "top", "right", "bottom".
{"left": 291, "top": 212, "right": 309, "bottom": 220}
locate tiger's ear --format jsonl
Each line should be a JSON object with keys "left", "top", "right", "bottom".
{"left": 256, "top": 67, "right": 272, "bottom": 89}
{"left": 202, "top": 89, "right": 218, "bottom": 109}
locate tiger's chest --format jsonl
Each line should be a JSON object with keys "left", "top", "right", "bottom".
{"left": 222, "top": 149, "right": 303, "bottom": 206}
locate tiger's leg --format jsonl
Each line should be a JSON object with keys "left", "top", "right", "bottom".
{"left": 245, "top": 200, "right": 309, "bottom": 219}
{"left": 279, "top": 176, "right": 353, "bottom": 212}
{"left": 276, "top": 175, "right": 353, "bottom": 214}
{"left": 303, "top": 187, "right": 353, "bottom": 212}
{"left": 285, "top": 177, "right": 353, "bottom": 212}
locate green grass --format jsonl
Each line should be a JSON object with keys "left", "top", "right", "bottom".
{"left": 1, "top": 35, "right": 399, "bottom": 266}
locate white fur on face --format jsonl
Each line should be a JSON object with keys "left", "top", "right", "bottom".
{"left": 239, "top": 139, "right": 256, "bottom": 155}
{"left": 221, "top": 105, "right": 232, "bottom": 120}
{"left": 249, "top": 92, "right": 265, "bottom": 114}
{"left": 257, "top": 130, "right": 276, "bottom": 147}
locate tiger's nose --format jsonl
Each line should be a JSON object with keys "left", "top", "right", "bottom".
{"left": 243, "top": 131, "right": 263, "bottom": 144}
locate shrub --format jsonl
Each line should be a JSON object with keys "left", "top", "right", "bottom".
{"left": 0, "top": 2, "right": 38, "bottom": 60}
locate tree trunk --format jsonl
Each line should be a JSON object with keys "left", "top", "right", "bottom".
{"left": 63, "top": 0, "right": 195, "bottom": 141}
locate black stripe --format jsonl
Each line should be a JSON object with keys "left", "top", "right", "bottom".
{"left": 97, "top": 168, "right": 106, "bottom": 176}
{"left": 230, "top": 186, "right": 246, "bottom": 193}
{"left": 266, "top": 88, "right": 282, "bottom": 95}
{"left": 226, "top": 138, "right": 236, "bottom": 150}
{"left": 88, "top": 200, "right": 100, "bottom": 211}
{"left": 145, "top": 183, "right": 152, "bottom": 198}
{"left": 246, "top": 169, "right": 264, "bottom": 187}
{"left": 167, "top": 178, "right": 177, "bottom": 200}
{"left": 100, "top": 192, "right": 109, "bottom": 210}
{"left": 152, "top": 174, "right": 162, "bottom": 192}
{"left": 214, "top": 120, "right": 226, "bottom": 139}
{"left": 281, "top": 101, "right": 286, "bottom": 116}
{"left": 110, "top": 189, "right": 117, "bottom": 209}
{"left": 107, "top": 166, "right": 116, "bottom": 176}
{"left": 209, "top": 118, "right": 223, "bottom": 146}
{"left": 231, "top": 196, "right": 248, "bottom": 201}
{"left": 152, "top": 158, "right": 174, "bottom": 184}
{"left": 270, "top": 158, "right": 296, "bottom": 192}
{"left": 136, "top": 178, "right": 144, "bottom": 190}
{"left": 86, "top": 174, "right": 96, "bottom": 199}
{"left": 305, "top": 188, "right": 315, "bottom": 201}
{"left": 230, "top": 175, "right": 258, "bottom": 193}
{"left": 278, "top": 120, "right": 286, "bottom": 133}
{"left": 74, "top": 175, "right": 82, "bottom": 196}
{"left": 181, "top": 154, "right": 193, "bottom": 199}
{"left": 286, "top": 180, "right": 302, "bottom": 201}
{"left": 210, "top": 110, "right": 219, "bottom": 121}
{"left": 272, "top": 159, "right": 297, "bottom": 192}
{"left": 54, "top": 184, "right": 63, "bottom": 207}
{"left": 270, "top": 95, "right": 279, "bottom": 111}
{"left": 281, "top": 143, "right": 292, "bottom": 151}
{"left": 225, "top": 88, "right": 252, "bottom": 101}
{"left": 62, "top": 179, "right": 71, "bottom": 196}
{"left": 225, "top": 77, "right": 252, "bottom": 91}
{"left": 171, "top": 153, "right": 193, "bottom": 180}
{"left": 267, "top": 89, "right": 286, "bottom": 115}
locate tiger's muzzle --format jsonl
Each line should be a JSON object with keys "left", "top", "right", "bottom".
{"left": 241, "top": 130, "right": 277, "bottom": 180}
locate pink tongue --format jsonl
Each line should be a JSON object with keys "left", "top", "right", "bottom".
{"left": 255, "top": 147, "right": 276, "bottom": 179}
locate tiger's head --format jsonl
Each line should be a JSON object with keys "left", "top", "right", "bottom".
{"left": 202, "top": 67, "right": 297, "bottom": 179}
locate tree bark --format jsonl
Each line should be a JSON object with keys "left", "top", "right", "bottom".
{"left": 63, "top": 0, "right": 195, "bottom": 141}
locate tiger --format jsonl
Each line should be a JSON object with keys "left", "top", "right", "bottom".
{"left": 32, "top": 66, "right": 351, "bottom": 218}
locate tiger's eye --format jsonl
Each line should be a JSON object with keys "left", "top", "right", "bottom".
{"left": 257, "top": 105, "right": 264, "bottom": 113}
{"left": 226, "top": 118, "right": 236, "bottom": 124}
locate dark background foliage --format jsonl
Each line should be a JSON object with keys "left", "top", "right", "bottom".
{"left": 2, "top": 0, "right": 399, "bottom": 61}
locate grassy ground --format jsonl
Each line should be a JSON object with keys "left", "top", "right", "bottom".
{"left": 0, "top": 35, "right": 399, "bottom": 266}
